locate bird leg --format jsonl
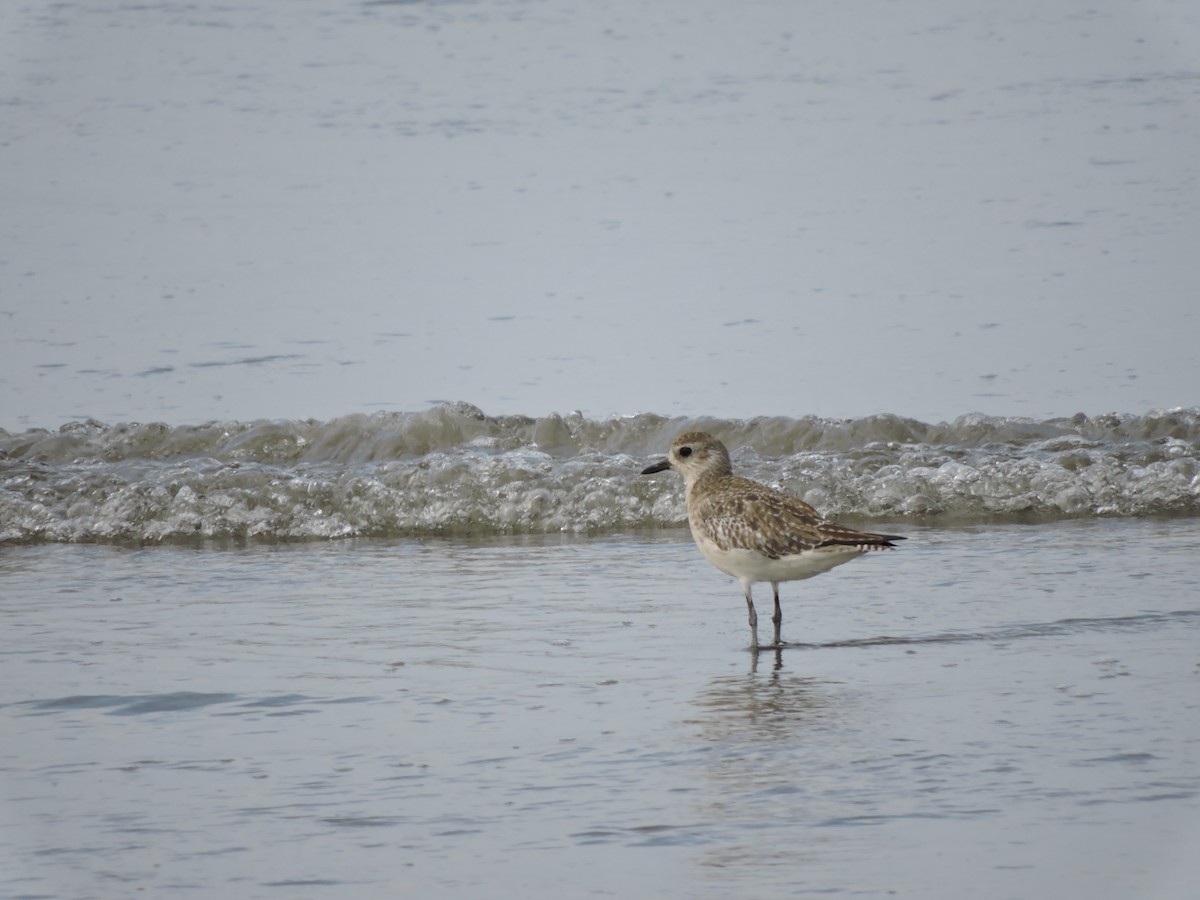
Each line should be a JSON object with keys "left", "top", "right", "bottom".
{"left": 771, "top": 582, "right": 782, "bottom": 648}
{"left": 741, "top": 580, "right": 759, "bottom": 650}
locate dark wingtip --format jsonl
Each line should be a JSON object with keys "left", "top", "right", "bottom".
{"left": 817, "top": 532, "right": 905, "bottom": 549}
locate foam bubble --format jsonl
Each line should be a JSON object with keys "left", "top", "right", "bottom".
{"left": 2, "top": 405, "right": 1197, "bottom": 542}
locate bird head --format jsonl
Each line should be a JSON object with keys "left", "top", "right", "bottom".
{"left": 641, "top": 431, "right": 733, "bottom": 485}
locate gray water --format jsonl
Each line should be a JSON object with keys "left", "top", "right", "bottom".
{"left": 4, "top": 405, "right": 1198, "bottom": 542}
{"left": 4, "top": 1, "right": 1199, "bottom": 895}
{"left": 4, "top": 0, "right": 1199, "bottom": 428}
{"left": 4, "top": 519, "right": 1199, "bottom": 898}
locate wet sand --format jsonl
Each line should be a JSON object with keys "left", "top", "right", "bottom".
{"left": 2, "top": 519, "right": 1198, "bottom": 898}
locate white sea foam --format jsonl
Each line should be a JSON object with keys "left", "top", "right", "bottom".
{"left": 2, "top": 404, "right": 1197, "bottom": 542}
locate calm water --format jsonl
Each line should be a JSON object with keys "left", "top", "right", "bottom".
{"left": 4, "top": 0, "right": 1200, "bottom": 428}
{"left": 3, "top": 520, "right": 1199, "bottom": 898}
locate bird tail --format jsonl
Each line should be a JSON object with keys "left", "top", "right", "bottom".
{"left": 816, "top": 529, "right": 905, "bottom": 550}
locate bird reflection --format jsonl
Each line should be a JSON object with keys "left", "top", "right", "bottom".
{"left": 690, "top": 649, "right": 835, "bottom": 747}
{"left": 687, "top": 652, "right": 844, "bottom": 878}
{"left": 750, "top": 644, "right": 785, "bottom": 675}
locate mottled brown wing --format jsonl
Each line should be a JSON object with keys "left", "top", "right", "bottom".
{"left": 811, "top": 522, "right": 905, "bottom": 549}
{"left": 692, "top": 477, "right": 829, "bottom": 558}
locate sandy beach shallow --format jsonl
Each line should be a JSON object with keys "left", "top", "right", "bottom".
{"left": 3, "top": 518, "right": 1197, "bottom": 898}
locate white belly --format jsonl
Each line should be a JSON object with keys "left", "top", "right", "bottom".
{"left": 694, "top": 533, "right": 863, "bottom": 585}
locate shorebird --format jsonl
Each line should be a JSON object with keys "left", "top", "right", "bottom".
{"left": 641, "top": 431, "right": 903, "bottom": 650}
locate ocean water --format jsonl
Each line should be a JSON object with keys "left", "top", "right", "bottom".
{"left": 3, "top": 408, "right": 1200, "bottom": 898}
{"left": 3, "top": 521, "right": 1199, "bottom": 898}
{"left": 2, "top": 404, "right": 1199, "bottom": 542}
{"left": 3, "top": 0, "right": 1199, "bottom": 426}
{"left": 4, "top": 0, "right": 1200, "bottom": 897}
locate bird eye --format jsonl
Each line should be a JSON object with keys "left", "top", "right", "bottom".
{"left": 678, "top": 446, "right": 693, "bottom": 457}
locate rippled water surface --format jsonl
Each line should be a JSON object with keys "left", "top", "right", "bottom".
{"left": 6, "top": 1, "right": 1197, "bottom": 891}
{"left": 3, "top": 519, "right": 1198, "bottom": 898}
{"left": 5, "top": 0, "right": 1199, "bottom": 427}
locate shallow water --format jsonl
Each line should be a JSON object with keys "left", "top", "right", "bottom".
{"left": 3, "top": 519, "right": 1198, "bottom": 898}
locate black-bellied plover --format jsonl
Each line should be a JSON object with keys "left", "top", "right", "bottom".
{"left": 642, "top": 431, "right": 904, "bottom": 650}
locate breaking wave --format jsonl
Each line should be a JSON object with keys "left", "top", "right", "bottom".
{"left": 2, "top": 402, "right": 1197, "bottom": 542}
